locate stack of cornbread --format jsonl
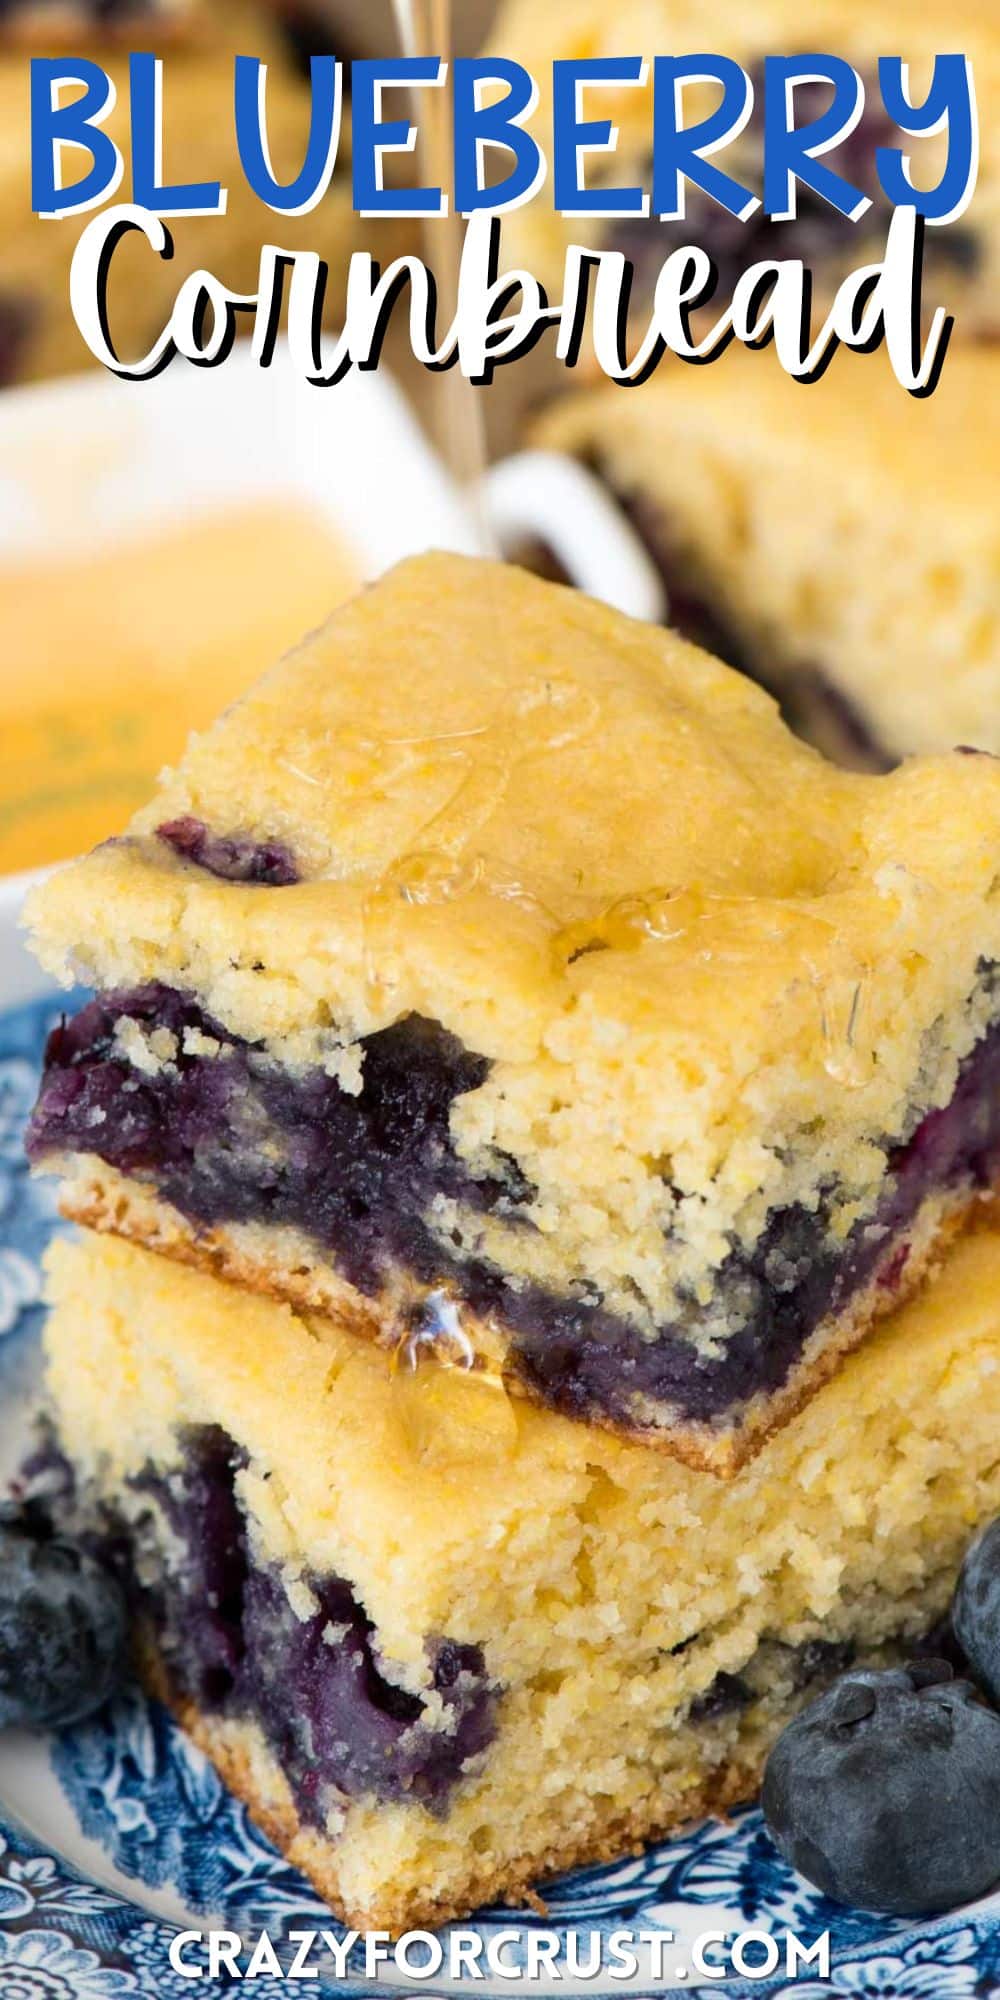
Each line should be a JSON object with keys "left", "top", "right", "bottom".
{"left": 24, "top": 554, "right": 1000, "bottom": 1928}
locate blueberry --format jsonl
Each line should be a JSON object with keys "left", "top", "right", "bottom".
{"left": 954, "top": 1518, "right": 1000, "bottom": 1702}
{"left": 762, "top": 1663, "right": 1000, "bottom": 1914}
{"left": 0, "top": 1503, "right": 129, "bottom": 1730}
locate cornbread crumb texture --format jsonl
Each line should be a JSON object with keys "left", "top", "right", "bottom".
{"left": 46, "top": 1226, "right": 1000, "bottom": 1927}
{"left": 49, "top": 1223, "right": 1000, "bottom": 1663}
{"left": 535, "top": 349, "right": 1000, "bottom": 763}
{"left": 163, "top": 1692, "right": 761, "bottom": 1932}
{"left": 27, "top": 555, "right": 1000, "bottom": 1331}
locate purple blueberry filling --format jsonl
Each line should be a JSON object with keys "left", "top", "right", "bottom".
{"left": 267, "top": 3, "right": 357, "bottom": 85}
{"left": 27, "top": 976, "right": 1000, "bottom": 1433}
{"left": 688, "top": 1670, "right": 756, "bottom": 1724}
{"left": 26, "top": 985, "right": 515, "bottom": 1287}
{"left": 126, "top": 1426, "right": 495, "bottom": 1818}
{"left": 241, "top": 1566, "right": 494, "bottom": 1816}
{"left": 157, "top": 818, "right": 300, "bottom": 887}
{"left": 517, "top": 491, "right": 894, "bottom": 772}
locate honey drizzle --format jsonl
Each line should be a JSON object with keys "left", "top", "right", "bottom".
{"left": 359, "top": 675, "right": 598, "bottom": 1007}
{"left": 391, "top": 0, "right": 495, "bottom": 539}
{"left": 391, "top": 1291, "right": 518, "bottom": 1466}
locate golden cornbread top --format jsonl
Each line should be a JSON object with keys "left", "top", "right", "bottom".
{"left": 27, "top": 555, "right": 1000, "bottom": 1320}
{"left": 536, "top": 349, "right": 1000, "bottom": 762}
{"left": 45, "top": 1226, "right": 1000, "bottom": 1685}
{"left": 28, "top": 553, "right": 1000, "bottom": 1016}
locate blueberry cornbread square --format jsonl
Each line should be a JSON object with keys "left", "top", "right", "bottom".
{"left": 533, "top": 347, "right": 1000, "bottom": 770}
{"left": 485, "top": 0, "right": 998, "bottom": 338}
{"left": 25, "top": 554, "right": 1000, "bottom": 1473}
{"left": 0, "top": 0, "right": 362, "bottom": 385}
{"left": 40, "top": 1224, "right": 1000, "bottom": 1929}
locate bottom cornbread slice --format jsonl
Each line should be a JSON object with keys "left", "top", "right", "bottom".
{"left": 43, "top": 1228, "right": 1000, "bottom": 1932}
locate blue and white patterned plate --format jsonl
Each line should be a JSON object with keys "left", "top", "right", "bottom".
{"left": 1, "top": 879, "right": 999, "bottom": 1997}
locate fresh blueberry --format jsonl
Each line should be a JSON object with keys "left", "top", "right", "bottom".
{"left": 762, "top": 1662, "right": 1000, "bottom": 1914}
{"left": 0, "top": 1503, "right": 129, "bottom": 1730}
{"left": 953, "top": 1517, "right": 1000, "bottom": 1702}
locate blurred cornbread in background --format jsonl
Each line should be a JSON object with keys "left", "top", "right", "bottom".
{"left": 1, "top": 0, "right": 995, "bottom": 875}
{"left": 533, "top": 346, "right": 1000, "bottom": 769}
{"left": 0, "top": 0, "right": 195, "bottom": 45}
{"left": 484, "top": 0, "right": 1000, "bottom": 343}
{"left": 0, "top": 0, "right": 365, "bottom": 386}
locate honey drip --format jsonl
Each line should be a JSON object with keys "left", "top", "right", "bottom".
{"left": 554, "top": 889, "right": 878, "bottom": 1089}
{"left": 391, "top": 1291, "right": 518, "bottom": 1467}
{"left": 816, "top": 968, "right": 876, "bottom": 1089}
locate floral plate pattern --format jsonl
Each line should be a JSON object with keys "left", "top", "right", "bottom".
{"left": 2, "top": 989, "right": 1000, "bottom": 1998}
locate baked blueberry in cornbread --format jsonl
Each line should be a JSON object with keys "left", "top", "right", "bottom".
{"left": 41, "top": 1224, "right": 1000, "bottom": 1929}
{"left": 533, "top": 349, "right": 1000, "bottom": 771}
{"left": 25, "top": 555, "right": 1000, "bottom": 1474}
{"left": 485, "top": 0, "right": 1000, "bottom": 338}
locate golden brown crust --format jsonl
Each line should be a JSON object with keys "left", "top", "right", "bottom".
{"left": 138, "top": 1634, "right": 758, "bottom": 1935}
{"left": 55, "top": 1158, "right": 994, "bottom": 1480}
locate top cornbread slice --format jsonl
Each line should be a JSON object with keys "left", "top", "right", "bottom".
{"left": 25, "top": 554, "right": 1000, "bottom": 1471}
